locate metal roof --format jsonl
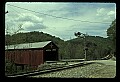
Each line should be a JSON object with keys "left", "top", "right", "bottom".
{"left": 5, "top": 41, "right": 52, "bottom": 50}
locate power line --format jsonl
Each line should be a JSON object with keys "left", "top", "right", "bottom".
{"left": 7, "top": 4, "right": 111, "bottom": 24}
{"left": 8, "top": 5, "right": 20, "bottom": 14}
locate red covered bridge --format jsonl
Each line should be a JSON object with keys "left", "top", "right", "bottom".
{"left": 5, "top": 41, "right": 58, "bottom": 69}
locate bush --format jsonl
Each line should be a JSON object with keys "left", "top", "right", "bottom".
{"left": 5, "top": 59, "right": 16, "bottom": 75}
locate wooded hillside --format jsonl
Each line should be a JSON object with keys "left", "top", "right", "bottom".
{"left": 5, "top": 31, "right": 114, "bottom": 60}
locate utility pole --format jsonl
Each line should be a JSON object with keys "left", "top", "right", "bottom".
{"left": 5, "top": 10, "right": 8, "bottom": 49}
{"left": 5, "top": 12, "right": 8, "bottom": 73}
{"left": 74, "top": 32, "right": 88, "bottom": 61}
{"left": 83, "top": 34, "right": 86, "bottom": 60}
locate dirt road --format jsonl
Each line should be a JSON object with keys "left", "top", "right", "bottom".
{"left": 31, "top": 60, "right": 116, "bottom": 78}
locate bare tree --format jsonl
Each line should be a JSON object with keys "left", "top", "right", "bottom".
{"left": 5, "top": 24, "right": 24, "bottom": 48}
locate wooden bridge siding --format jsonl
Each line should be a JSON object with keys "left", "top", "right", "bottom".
{"left": 5, "top": 49, "right": 44, "bottom": 67}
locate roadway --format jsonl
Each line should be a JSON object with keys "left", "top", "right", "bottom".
{"left": 86, "top": 59, "right": 116, "bottom": 66}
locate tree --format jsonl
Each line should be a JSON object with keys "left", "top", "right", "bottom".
{"left": 74, "top": 32, "right": 82, "bottom": 37}
{"left": 74, "top": 32, "right": 88, "bottom": 60}
{"left": 5, "top": 24, "right": 24, "bottom": 45}
{"left": 107, "top": 19, "right": 116, "bottom": 54}
{"left": 5, "top": 59, "right": 16, "bottom": 75}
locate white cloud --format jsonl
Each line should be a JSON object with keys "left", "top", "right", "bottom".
{"left": 96, "top": 7, "right": 116, "bottom": 22}
{"left": 107, "top": 11, "right": 115, "bottom": 16}
{"left": 16, "top": 13, "right": 43, "bottom": 23}
{"left": 5, "top": 13, "right": 47, "bottom": 35}
{"left": 96, "top": 8, "right": 106, "bottom": 16}
{"left": 22, "top": 21, "right": 33, "bottom": 29}
{"left": 21, "top": 21, "right": 47, "bottom": 31}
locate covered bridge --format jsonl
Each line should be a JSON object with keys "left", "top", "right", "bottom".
{"left": 5, "top": 41, "right": 59, "bottom": 69}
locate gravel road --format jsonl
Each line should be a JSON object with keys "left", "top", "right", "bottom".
{"left": 31, "top": 60, "right": 116, "bottom": 78}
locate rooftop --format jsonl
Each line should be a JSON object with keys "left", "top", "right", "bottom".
{"left": 5, "top": 41, "right": 52, "bottom": 50}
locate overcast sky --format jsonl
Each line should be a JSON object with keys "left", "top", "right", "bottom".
{"left": 5, "top": 2, "right": 116, "bottom": 41}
